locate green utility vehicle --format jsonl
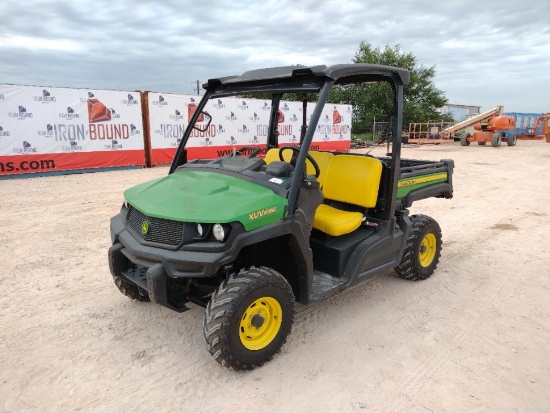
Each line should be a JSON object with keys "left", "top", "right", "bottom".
{"left": 109, "top": 64, "right": 454, "bottom": 370}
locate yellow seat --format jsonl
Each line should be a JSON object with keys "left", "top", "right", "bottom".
{"left": 306, "top": 151, "right": 334, "bottom": 187}
{"left": 313, "top": 155, "right": 383, "bottom": 236}
{"left": 264, "top": 148, "right": 291, "bottom": 164}
{"left": 313, "top": 204, "right": 364, "bottom": 236}
{"left": 266, "top": 148, "right": 334, "bottom": 186}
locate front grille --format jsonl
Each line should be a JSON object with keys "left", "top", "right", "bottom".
{"left": 127, "top": 206, "right": 184, "bottom": 247}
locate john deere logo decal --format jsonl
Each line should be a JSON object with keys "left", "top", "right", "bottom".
{"left": 141, "top": 221, "right": 149, "bottom": 235}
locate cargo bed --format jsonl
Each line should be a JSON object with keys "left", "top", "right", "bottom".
{"left": 373, "top": 156, "right": 454, "bottom": 210}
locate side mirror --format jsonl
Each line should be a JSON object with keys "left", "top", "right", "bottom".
{"left": 193, "top": 111, "right": 212, "bottom": 132}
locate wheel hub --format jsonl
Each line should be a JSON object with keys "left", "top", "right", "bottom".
{"left": 251, "top": 314, "right": 265, "bottom": 328}
{"left": 239, "top": 296, "right": 283, "bottom": 351}
{"left": 419, "top": 233, "right": 437, "bottom": 267}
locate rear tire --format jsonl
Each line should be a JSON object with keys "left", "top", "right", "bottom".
{"left": 491, "top": 133, "right": 502, "bottom": 147}
{"left": 507, "top": 134, "right": 517, "bottom": 146}
{"left": 396, "top": 215, "right": 442, "bottom": 281}
{"left": 204, "top": 267, "right": 295, "bottom": 370}
{"left": 460, "top": 134, "right": 470, "bottom": 146}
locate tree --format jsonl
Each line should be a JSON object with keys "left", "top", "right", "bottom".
{"left": 329, "top": 42, "right": 452, "bottom": 134}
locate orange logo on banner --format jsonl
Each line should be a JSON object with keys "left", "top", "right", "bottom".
{"left": 88, "top": 98, "right": 111, "bottom": 123}
{"left": 333, "top": 109, "right": 342, "bottom": 124}
{"left": 188, "top": 102, "right": 205, "bottom": 122}
{"left": 278, "top": 110, "right": 284, "bottom": 123}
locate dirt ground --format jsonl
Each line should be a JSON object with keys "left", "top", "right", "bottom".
{"left": 1, "top": 140, "right": 549, "bottom": 412}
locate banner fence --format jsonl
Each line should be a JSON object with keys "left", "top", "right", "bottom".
{"left": 0, "top": 84, "right": 351, "bottom": 176}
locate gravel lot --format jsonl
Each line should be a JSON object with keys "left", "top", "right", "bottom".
{"left": 1, "top": 140, "right": 549, "bottom": 412}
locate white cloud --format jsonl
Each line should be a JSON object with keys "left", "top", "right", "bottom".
{"left": 0, "top": 35, "right": 81, "bottom": 52}
{"left": 0, "top": 0, "right": 548, "bottom": 112}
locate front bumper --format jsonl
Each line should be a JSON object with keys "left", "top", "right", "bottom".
{"left": 109, "top": 212, "right": 293, "bottom": 312}
{"left": 109, "top": 213, "right": 236, "bottom": 312}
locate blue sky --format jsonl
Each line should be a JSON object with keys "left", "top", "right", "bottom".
{"left": 1, "top": 0, "right": 549, "bottom": 112}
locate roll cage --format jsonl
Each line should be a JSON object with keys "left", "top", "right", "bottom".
{"left": 170, "top": 64, "right": 410, "bottom": 221}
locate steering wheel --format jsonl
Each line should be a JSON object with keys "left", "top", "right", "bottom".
{"left": 236, "top": 146, "right": 261, "bottom": 158}
{"left": 278, "top": 146, "right": 320, "bottom": 178}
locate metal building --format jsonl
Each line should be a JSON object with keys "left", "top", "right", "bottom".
{"left": 438, "top": 104, "right": 481, "bottom": 122}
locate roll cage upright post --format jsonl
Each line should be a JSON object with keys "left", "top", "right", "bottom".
{"left": 386, "top": 77, "right": 404, "bottom": 221}
{"left": 287, "top": 81, "right": 333, "bottom": 216}
{"left": 267, "top": 94, "right": 282, "bottom": 150}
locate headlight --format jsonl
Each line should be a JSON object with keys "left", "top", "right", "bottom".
{"left": 213, "top": 223, "right": 225, "bottom": 241}
{"left": 123, "top": 198, "right": 129, "bottom": 209}
{"left": 197, "top": 223, "right": 204, "bottom": 237}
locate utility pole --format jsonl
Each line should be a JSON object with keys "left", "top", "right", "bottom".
{"left": 195, "top": 80, "right": 200, "bottom": 96}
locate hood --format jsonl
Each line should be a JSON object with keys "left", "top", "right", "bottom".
{"left": 124, "top": 170, "right": 287, "bottom": 231}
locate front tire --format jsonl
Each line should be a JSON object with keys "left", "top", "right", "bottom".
{"left": 113, "top": 274, "right": 150, "bottom": 302}
{"left": 396, "top": 215, "right": 442, "bottom": 281}
{"left": 460, "top": 134, "right": 470, "bottom": 146}
{"left": 491, "top": 133, "right": 502, "bottom": 147}
{"left": 204, "top": 267, "right": 295, "bottom": 370}
{"left": 507, "top": 134, "right": 517, "bottom": 146}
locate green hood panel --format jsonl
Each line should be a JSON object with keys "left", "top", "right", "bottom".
{"left": 124, "top": 170, "right": 288, "bottom": 231}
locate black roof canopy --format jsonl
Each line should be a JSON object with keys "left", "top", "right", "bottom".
{"left": 203, "top": 63, "right": 410, "bottom": 92}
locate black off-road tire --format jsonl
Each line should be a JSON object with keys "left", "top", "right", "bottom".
{"left": 396, "top": 215, "right": 442, "bottom": 281}
{"left": 113, "top": 274, "right": 150, "bottom": 301}
{"left": 507, "top": 134, "right": 517, "bottom": 146}
{"left": 460, "top": 134, "right": 470, "bottom": 146}
{"left": 203, "top": 267, "right": 295, "bottom": 370}
{"left": 491, "top": 133, "right": 502, "bottom": 147}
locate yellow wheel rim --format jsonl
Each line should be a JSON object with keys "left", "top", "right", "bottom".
{"left": 239, "top": 297, "right": 282, "bottom": 351}
{"left": 419, "top": 233, "right": 437, "bottom": 267}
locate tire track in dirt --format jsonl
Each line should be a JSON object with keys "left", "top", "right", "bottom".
{"left": 56, "top": 304, "right": 213, "bottom": 411}
{"left": 77, "top": 355, "right": 212, "bottom": 411}
{"left": 0, "top": 287, "right": 135, "bottom": 337}
{"left": 367, "top": 235, "right": 526, "bottom": 412}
